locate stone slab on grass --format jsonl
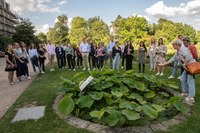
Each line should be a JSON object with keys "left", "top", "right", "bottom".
{"left": 12, "top": 106, "right": 45, "bottom": 122}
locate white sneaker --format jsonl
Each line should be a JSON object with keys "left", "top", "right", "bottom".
{"left": 41, "top": 71, "right": 44, "bottom": 74}
{"left": 52, "top": 69, "right": 55, "bottom": 71}
{"left": 88, "top": 68, "right": 90, "bottom": 71}
{"left": 73, "top": 69, "right": 76, "bottom": 71}
{"left": 50, "top": 69, "right": 52, "bottom": 71}
{"left": 153, "top": 69, "right": 156, "bottom": 71}
{"left": 93, "top": 68, "right": 96, "bottom": 70}
{"left": 180, "top": 93, "right": 188, "bottom": 97}
{"left": 177, "top": 76, "right": 181, "bottom": 80}
{"left": 185, "top": 96, "right": 195, "bottom": 103}
{"left": 10, "top": 82, "right": 15, "bottom": 85}
{"left": 168, "top": 75, "right": 174, "bottom": 79}
{"left": 156, "top": 73, "right": 160, "bottom": 75}
{"left": 82, "top": 68, "right": 86, "bottom": 70}
{"left": 121, "top": 66, "right": 124, "bottom": 69}
{"left": 33, "top": 72, "right": 36, "bottom": 75}
{"left": 160, "top": 73, "right": 164, "bottom": 76}
{"left": 27, "top": 76, "right": 31, "bottom": 80}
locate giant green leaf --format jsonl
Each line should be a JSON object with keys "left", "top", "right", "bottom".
{"left": 174, "top": 101, "right": 189, "bottom": 115}
{"left": 134, "top": 81, "right": 145, "bottom": 92}
{"left": 119, "top": 101, "right": 142, "bottom": 112}
{"left": 122, "top": 78, "right": 135, "bottom": 88}
{"left": 89, "top": 92, "right": 103, "bottom": 100}
{"left": 72, "top": 72, "right": 86, "bottom": 81}
{"left": 134, "top": 73, "right": 144, "bottom": 78}
{"left": 142, "top": 105, "right": 158, "bottom": 119}
{"left": 121, "top": 109, "right": 140, "bottom": 121}
{"left": 57, "top": 87, "right": 75, "bottom": 93}
{"left": 127, "top": 93, "right": 143, "bottom": 100}
{"left": 106, "top": 76, "right": 121, "bottom": 84}
{"left": 151, "top": 104, "right": 165, "bottom": 112}
{"left": 168, "top": 84, "right": 179, "bottom": 90}
{"left": 111, "top": 91, "right": 123, "bottom": 98}
{"left": 118, "top": 86, "right": 129, "bottom": 93}
{"left": 144, "top": 91, "right": 156, "bottom": 99}
{"left": 58, "top": 96, "right": 75, "bottom": 116}
{"left": 106, "top": 113, "right": 119, "bottom": 126}
{"left": 77, "top": 95, "right": 94, "bottom": 108}
{"left": 90, "top": 108, "right": 105, "bottom": 120}
{"left": 101, "top": 82, "right": 113, "bottom": 89}
{"left": 167, "top": 96, "right": 182, "bottom": 107}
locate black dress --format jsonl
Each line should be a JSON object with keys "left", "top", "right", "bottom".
{"left": 5, "top": 51, "right": 16, "bottom": 72}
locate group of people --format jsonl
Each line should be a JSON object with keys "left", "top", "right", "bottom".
{"left": 3, "top": 35, "right": 199, "bottom": 104}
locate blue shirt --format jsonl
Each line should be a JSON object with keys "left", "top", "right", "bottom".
{"left": 80, "top": 43, "right": 90, "bottom": 53}
{"left": 108, "top": 41, "right": 116, "bottom": 52}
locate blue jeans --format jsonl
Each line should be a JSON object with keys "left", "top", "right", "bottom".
{"left": 113, "top": 53, "right": 120, "bottom": 70}
{"left": 181, "top": 70, "right": 195, "bottom": 97}
{"left": 171, "top": 60, "right": 178, "bottom": 77}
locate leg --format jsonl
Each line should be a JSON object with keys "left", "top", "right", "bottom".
{"left": 142, "top": 63, "right": 145, "bottom": 73}
{"left": 139, "top": 63, "right": 141, "bottom": 73}
{"left": 187, "top": 74, "right": 195, "bottom": 97}
{"left": 116, "top": 54, "right": 120, "bottom": 69}
{"left": 180, "top": 71, "right": 188, "bottom": 93}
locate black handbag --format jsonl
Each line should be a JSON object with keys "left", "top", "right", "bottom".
{"left": 5, "top": 64, "right": 16, "bottom": 71}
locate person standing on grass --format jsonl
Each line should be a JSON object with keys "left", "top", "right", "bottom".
{"left": 168, "top": 34, "right": 184, "bottom": 79}
{"left": 148, "top": 38, "right": 156, "bottom": 72}
{"left": 29, "top": 43, "right": 39, "bottom": 75}
{"left": 61, "top": 42, "right": 67, "bottom": 68}
{"left": 121, "top": 41, "right": 127, "bottom": 69}
{"left": 93, "top": 43, "right": 98, "bottom": 70}
{"left": 108, "top": 36, "right": 116, "bottom": 69}
{"left": 46, "top": 41, "right": 55, "bottom": 71}
{"left": 66, "top": 43, "right": 75, "bottom": 71}
{"left": 80, "top": 38, "right": 90, "bottom": 70}
{"left": 183, "top": 37, "right": 198, "bottom": 62}
{"left": 5, "top": 45, "right": 17, "bottom": 85}
{"left": 158, "top": 39, "right": 196, "bottom": 103}
{"left": 97, "top": 42, "right": 105, "bottom": 70}
{"left": 55, "top": 44, "right": 64, "bottom": 70}
{"left": 76, "top": 43, "right": 82, "bottom": 68}
{"left": 137, "top": 41, "right": 147, "bottom": 73}
{"left": 124, "top": 41, "right": 134, "bottom": 70}
{"left": 37, "top": 43, "right": 46, "bottom": 74}
{"left": 13, "top": 42, "right": 25, "bottom": 81}
{"left": 155, "top": 38, "right": 167, "bottom": 76}
{"left": 112, "top": 41, "right": 121, "bottom": 70}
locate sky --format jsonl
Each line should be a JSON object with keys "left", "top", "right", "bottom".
{"left": 5, "top": 0, "right": 200, "bottom": 34}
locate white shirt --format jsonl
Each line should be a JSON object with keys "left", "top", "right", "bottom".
{"left": 29, "top": 49, "right": 38, "bottom": 58}
{"left": 80, "top": 43, "right": 90, "bottom": 53}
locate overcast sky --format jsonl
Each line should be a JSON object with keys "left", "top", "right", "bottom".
{"left": 6, "top": 0, "right": 200, "bottom": 34}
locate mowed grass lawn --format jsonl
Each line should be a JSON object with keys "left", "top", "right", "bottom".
{"left": 0, "top": 60, "right": 200, "bottom": 133}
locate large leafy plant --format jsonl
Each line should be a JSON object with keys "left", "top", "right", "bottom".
{"left": 57, "top": 69, "right": 189, "bottom": 127}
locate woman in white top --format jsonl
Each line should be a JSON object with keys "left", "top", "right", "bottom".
{"left": 148, "top": 38, "right": 156, "bottom": 71}
{"left": 29, "top": 43, "right": 39, "bottom": 74}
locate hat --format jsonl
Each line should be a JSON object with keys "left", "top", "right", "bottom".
{"left": 183, "top": 37, "right": 190, "bottom": 42}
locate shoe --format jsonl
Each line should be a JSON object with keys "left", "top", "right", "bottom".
{"left": 185, "top": 96, "right": 195, "bottom": 103}
{"left": 88, "top": 68, "right": 90, "bottom": 71}
{"left": 27, "top": 76, "right": 31, "bottom": 80}
{"left": 33, "top": 72, "right": 36, "bottom": 75}
{"left": 41, "top": 71, "right": 44, "bottom": 74}
{"left": 149, "top": 69, "right": 152, "bottom": 71}
{"left": 177, "top": 76, "right": 181, "bottom": 80}
{"left": 153, "top": 69, "right": 156, "bottom": 71}
{"left": 93, "top": 68, "right": 96, "bottom": 70}
{"left": 73, "top": 69, "right": 76, "bottom": 71}
{"left": 52, "top": 69, "right": 55, "bottom": 71}
{"left": 156, "top": 73, "right": 160, "bottom": 75}
{"left": 83, "top": 68, "right": 86, "bottom": 70}
{"left": 160, "top": 73, "right": 164, "bottom": 76}
{"left": 50, "top": 69, "right": 52, "bottom": 71}
{"left": 168, "top": 75, "right": 175, "bottom": 79}
{"left": 180, "top": 93, "right": 188, "bottom": 97}
{"left": 121, "top": 66, "right": 124, "bottom": 69}
{"left": 10, "top": 82, "right": 15, "bottom": 85}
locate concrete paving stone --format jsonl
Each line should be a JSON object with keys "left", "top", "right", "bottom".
{"left": 12, "top": 106, "right": 45, "bottom": 122}
{"left": 161, "top": 118, "right": 181, "bottom": 128}
{"left": 150, "top": 122, "right": 167, "bottom": 131}
{"left": 67, "top": 116, "right": 92, "bottom": 128}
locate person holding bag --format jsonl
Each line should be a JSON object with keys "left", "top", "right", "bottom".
{"left": 158, "top": 39, "right": 196, "bottom": 103}
{"left": 5, "top": 45, "right": 17, "bottom": 85}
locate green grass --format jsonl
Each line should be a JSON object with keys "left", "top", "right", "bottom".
{"left": 0, "top": 61, "right": 200, "bottom": 133}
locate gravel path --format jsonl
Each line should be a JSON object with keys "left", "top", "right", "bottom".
{"left": 0, "top": 58, "right": 39, "bottom": 119}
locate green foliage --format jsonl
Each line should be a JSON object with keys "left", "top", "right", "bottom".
{"left": 0, "top": 35, "right": 13, "bottom": 50}
{"left": 58, "top": 69, "right": 189, "bottom": 127}
{"left": 47, "top": 14, "right": 69, "bottom": 44}
{"left": 12, "top": 18, "right": 36, "bottom": 46}
{"left": 58, "top": 96, "right": 75, "bottom": 116}
{"left": 37, "top": 32, "right": 47, "bottom": 43}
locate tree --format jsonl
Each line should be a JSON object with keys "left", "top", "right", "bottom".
{"left": 12, "top": 18, "right": 36, "bottom": 46}
{"left": 37, "top": 32, "right": 47, "bottom": 43}
{"left": 0, "top": 34, "right": 13, "bottom": 51}
{"left": 68, "top": 17, "right": 88, "bottom": 45}
{"left": 111, "top": 15, "right": 148, "bottom": 44}
{"left": 46, "top": 14, "right": 69, "bottom": 45}
{"left": 88, "top": 16, "right": 110, "bottom": 44}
